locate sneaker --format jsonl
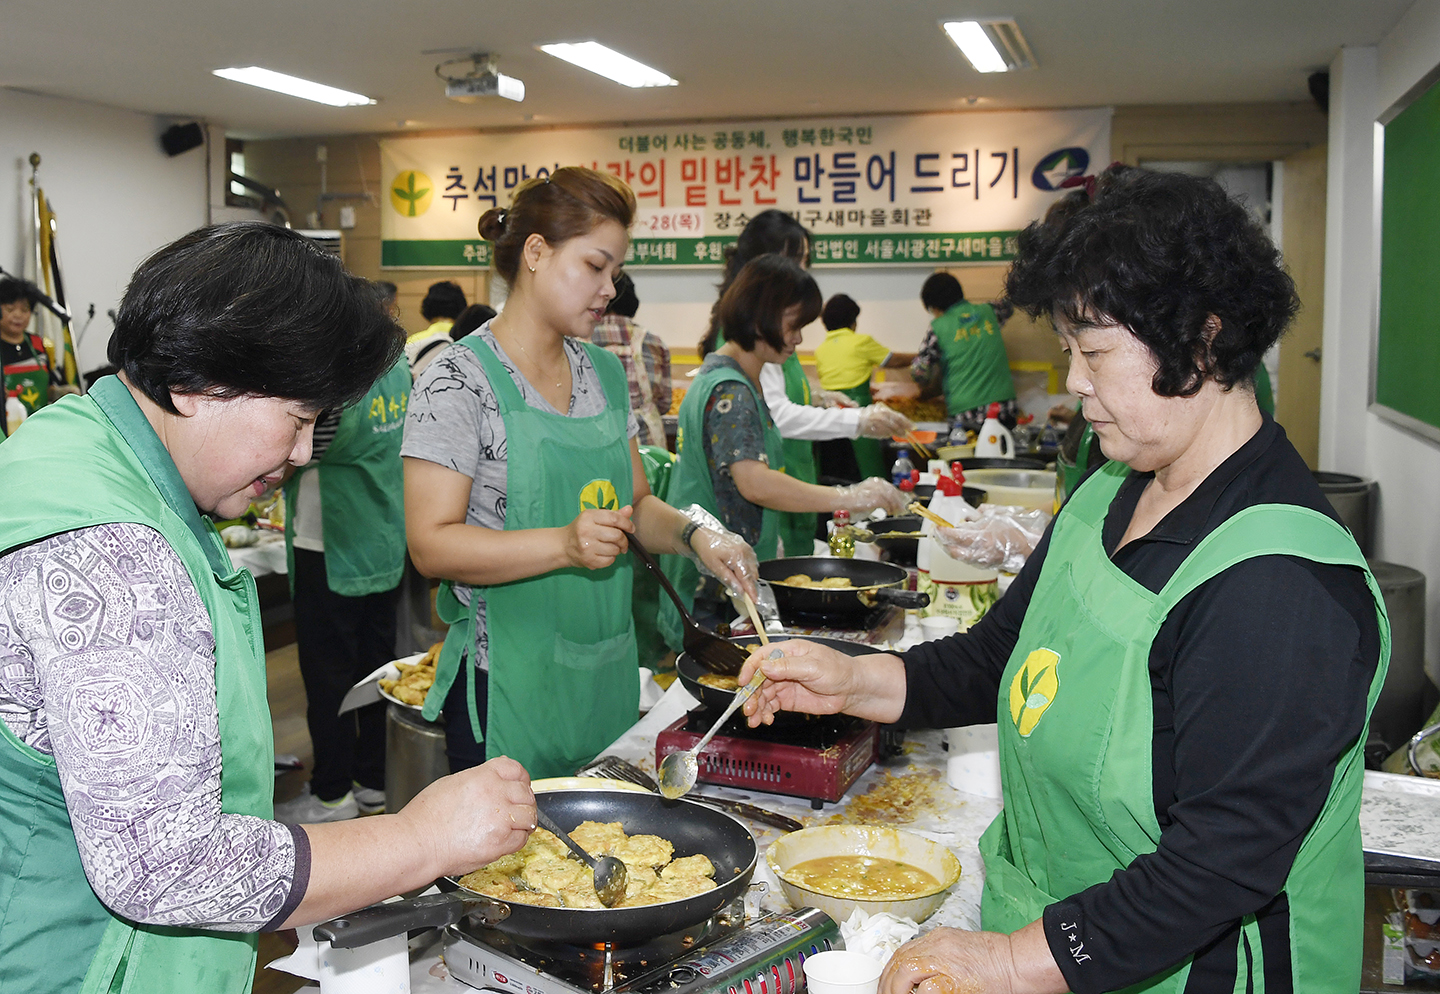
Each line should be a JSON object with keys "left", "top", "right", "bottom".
{"left": 273, "top": 785, "right": 358, "bottom": 825}
{"left": 352, "top": 784, "right": 386, "bottom": 815}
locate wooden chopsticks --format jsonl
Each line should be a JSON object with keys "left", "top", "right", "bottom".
{"left": 909, "top": 501, "right": 955, "bottom": 529}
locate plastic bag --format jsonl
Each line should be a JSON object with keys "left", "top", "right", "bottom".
{"left": 932, "top": 505, "right": 1051, "bottom": 574}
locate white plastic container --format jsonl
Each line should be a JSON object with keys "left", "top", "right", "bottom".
{"left": 973, "top": 404, "right": 1015, "bottom": 458}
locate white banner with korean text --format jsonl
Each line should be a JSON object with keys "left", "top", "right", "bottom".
{"left": 380, "top": 108, "right": 1110, "bottom": 269}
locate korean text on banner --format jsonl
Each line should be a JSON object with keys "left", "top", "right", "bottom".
{"left": 380, "top": 109, "right": 1110, "bottom": 269}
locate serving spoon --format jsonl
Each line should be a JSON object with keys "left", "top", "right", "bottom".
{"left": 660, "top": 596, "right": 778, "bottom": 800}
{"left": 535, "top": 810, "right": 628, "bottom": 908}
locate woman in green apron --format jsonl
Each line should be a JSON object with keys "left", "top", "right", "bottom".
{"left": 1, "top": 276, "right": 78, "bottom": 433}
{"left": 402, "top": 167, "right": 757, "bottom": 781}
{"left": 0, "top": 224, "right": 538, "bottom": 994}
{"left": 736, "top": 167, "right": 1389, "bottom": 994}
{"left": 698, "top": 211, "right": 914, "bottom": 557}
{"left": 660, "top": 256, "right": 909, "bottom": 651}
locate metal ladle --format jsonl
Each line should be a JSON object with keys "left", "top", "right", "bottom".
{"left": 660, "top": 604, "right": 781, "bottom": 800}
{"left": 535, "top": 810, "right": 628, "bottom": 908}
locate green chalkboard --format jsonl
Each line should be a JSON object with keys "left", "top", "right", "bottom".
{"left": 1377, "top": 75, "right": 1440, "bottom": 439}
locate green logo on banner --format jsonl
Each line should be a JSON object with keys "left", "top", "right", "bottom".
{"left": 390, "top": 171, "right": 433, "bottom": 217}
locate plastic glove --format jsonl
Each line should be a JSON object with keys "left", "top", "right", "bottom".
{"left": 833, "top": 478, "right": 910, "bottom": 517}
{"left": 730, "top": 581, "right": 782, "bottom": 632}
{"left": 933, "top": 506, "right": 1051, "bottom": 573}
{"left": 676, "top": 504, "right": 760, "bottom": 601}
{"left": 816, "top": 389, "right": 860, "bottom": 409}
{"left": 856, "top": 403, "right": 914, "bottom": 439}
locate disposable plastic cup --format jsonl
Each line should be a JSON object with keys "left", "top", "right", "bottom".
{"left": 803, "top": 950, "right": 884, "bottom": 994}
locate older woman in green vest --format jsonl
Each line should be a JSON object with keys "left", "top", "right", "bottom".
{"left": 737, "top": 167, "right": 1388, "bottom": 994}
{"left": 0, "top": 223, "right": 539, "bottom": 994}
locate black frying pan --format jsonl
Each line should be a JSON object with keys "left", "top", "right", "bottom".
{"left": 678, "top": 634, "right": 878, "bottom": 713}
{"left": 312, "top": 789, "right": 757, "bottom": 948}
{"left": 869, "top": 515, "right": 924, "bottom": 566}
{"left": 759, "top": 557, "right": 928, "bottom": 626}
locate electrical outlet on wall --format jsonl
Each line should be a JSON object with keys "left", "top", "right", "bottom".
{"left": 339, "top": 205, "right": 356, "bottom": 229}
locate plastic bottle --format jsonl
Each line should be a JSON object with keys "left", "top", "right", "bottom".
{"left": 5, "top": 396, "right": 25, "bottom": 436}
{"left": 890, "top": 448, "right": 915, "bottom": 488}
{"left": 973, "top": 403, "right": 1015, "bottom": 458}
{"left": 828, "top": 510, "right": 855, "bottom": 558}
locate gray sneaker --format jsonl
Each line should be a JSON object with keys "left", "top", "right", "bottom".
{"left": 352, "top": 784, "right": 386, "bottom": 815}
{"left": 274, "top": 785, "right": 358, "bottom": 825}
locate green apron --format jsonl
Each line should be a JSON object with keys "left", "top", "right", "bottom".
{"left": 4, "top": 332, "right": 52, "bottom": 419}
{"left": 932, "top": 301, "right": 1016, "bottom": 416}
{"left": 1254, "top": 363, "right": 1275, "bottom": 416}
{"left": 658, "top": 360, "right": 784, "bottom": 654}
{"left": 979, "top": 461, "right": 1390, "bottom": 993}
{"left": 840, "top": 382, "right": 888, "bottom": 480}
{"left": 421, "top": 337, "right": 639, "bottom": 779}
{"left": 0, "top": 377, "right": 272, "bottom": 994}
{"left": 777, "top": 353, "right": 820, "bottom": 556}
{"left": 635, "top": 446, "right": 677, "bottom": 670}
{"left": 283, "top": 357, "right": 410, "bottom": 597}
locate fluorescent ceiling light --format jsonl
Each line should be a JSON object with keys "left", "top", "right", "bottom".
{"left": 538, "top": 42, "right": 678, "bottom": 87}
{"left": 942, "top": 19, "right": 1036, "bottom": 73}
{"left": 212, "top": 67, "right": 376, "bottom": 106}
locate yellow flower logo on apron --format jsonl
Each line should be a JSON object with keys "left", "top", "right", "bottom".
{"left": 579, "top": 478, "right": 620, "bottom": 512}
{"left": 390, "top": 170, "right": 433, "bottom": 217}
{"left": 1008, "top": 648, "right": 1060, "bottom": 737}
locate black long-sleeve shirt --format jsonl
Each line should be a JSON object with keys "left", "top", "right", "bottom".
{"left": 898, "top": 416, "right": 1381, "bottom": 993}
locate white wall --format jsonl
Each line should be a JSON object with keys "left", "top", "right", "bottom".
{"left": 630, "top": 267, "right": 939, "bottom": 356}
{"left": 1, "top": 89, "right": 208, "bottom": 373}
{"left": 1324, "top": 0, "right": 1440, "bottom": 678}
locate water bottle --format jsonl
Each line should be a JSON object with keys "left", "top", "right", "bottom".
{"left": 890, "top": 448, "right": 915, "bottom": 488}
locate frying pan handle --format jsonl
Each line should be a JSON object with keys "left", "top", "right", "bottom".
{"left": 312, "top": 892, "right": 510, "bottom": 949}
{"left": 630, "top": 535, "right": 694, "bottom": 621}
{"left": 872, "top": 587, "right": 930, "bottom": 610}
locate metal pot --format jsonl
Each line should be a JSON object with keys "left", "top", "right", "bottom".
{"left": 759, "top": 557, "right": 928, "bottom": 627}
{"left": 312, "top": 788, "right": 758, "bottom": 948}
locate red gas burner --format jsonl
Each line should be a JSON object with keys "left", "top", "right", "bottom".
{"left": 656, "top": 710, "right": 877, "bottom": 808}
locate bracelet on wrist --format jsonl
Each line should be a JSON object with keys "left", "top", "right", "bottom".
{"left": 680, "top": 521, "right": 700, "bottom": 550}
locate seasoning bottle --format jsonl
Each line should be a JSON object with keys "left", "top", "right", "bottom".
{"left": 828, "top": 509, "right": 856, "bottom": 558}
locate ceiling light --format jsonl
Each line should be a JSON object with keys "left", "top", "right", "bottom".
{"left": 538, "top": 42, "right": 678, "bottom": 88}
{"left": 213, "top": 67, "right": 376, "bottom": 106}
{"left": 941, "top": 19, "right": 1036, "bottom": 73}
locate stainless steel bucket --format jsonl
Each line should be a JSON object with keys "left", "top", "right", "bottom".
{"left": 384, "top": 702, "right": 450, "bottom": 812}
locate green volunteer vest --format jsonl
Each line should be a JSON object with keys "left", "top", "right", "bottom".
{"left": 840, "top": 382, "right": 888, "bottom": 480}
{"left": 284, "top": 358, "right": 410, "bottom": 597}
{"left": 932, "top": 301, "right": 1015, "bottom": 416}
{"left": 4, "top": 332, "right": 51, "bottom": 419}
{"left": 635, "top": 446, "right": 677, "bottom": 670}
{"left": 658, "top": 359, "right": 784, "bottom": 653}
{"left": 777, "top": 353, "right": 819, "bottom": 557}
{"left": 979, "top": 460, "right": 1390, "bottom": 993}
{"left": 0, "top": 377, "right": 272, "bottom": 994}
{"left": 421, "top": 338, "right": 638, "bottom": 779}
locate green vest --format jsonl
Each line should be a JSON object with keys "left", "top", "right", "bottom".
{"left": 979, "top": 460, "right": 1390, "bottom": 992}
{"left": 284, "top": 358, "right": 410, "bottom": 596}
{"left": 658, "top": 359, "right": 784, "bottom": 653}
{"left": 932, "top": 301, "right": 1015, "bottom": 416}
{"left": 422, "top": 338, "right": 639, "bottom": 779}
{"left": 0, "top": 377, "right": 272, "bottom": 994}
{"left": 777, "top": 353, "right": 820, "bottom": 557}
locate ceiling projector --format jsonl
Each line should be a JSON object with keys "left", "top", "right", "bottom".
{"left": 436, "top": 53, "right": 525, "bottom": 103}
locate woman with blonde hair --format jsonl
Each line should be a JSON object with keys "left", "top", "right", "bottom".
{"left": 403, "top": 167, "right": 757, "bottom": 778}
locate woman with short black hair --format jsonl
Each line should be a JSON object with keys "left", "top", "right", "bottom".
{"left": 739, "top": 166, "right": 1388, "bottom": 994}
{"left": 0, "top": 222, "right": 536, "bottom": 994}
{"left": 660, "top": 255, "right": 907, "bottom": 647}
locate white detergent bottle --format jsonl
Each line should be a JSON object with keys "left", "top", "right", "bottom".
{"left": 973, "top": 403, "right": 1014, "bottom": 458}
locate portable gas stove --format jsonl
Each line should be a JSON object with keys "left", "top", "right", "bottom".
{"left": 443, "top": 905, "right": 839, "bottom": 993}
{"left": 656, "top": 709, "right": 878, "bottom": 809}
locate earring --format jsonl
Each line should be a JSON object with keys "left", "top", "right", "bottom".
{"left": 528, "top": 263, "right": 536, "bottom": 273}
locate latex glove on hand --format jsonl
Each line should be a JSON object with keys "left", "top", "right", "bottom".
{"left": 834, "top": 478, "right": 910, "bottom": 517}
{"left": 677, "top": 511, "right": 760, "bottom": 603}
{"left": 816, "top": 389, "right": 860, "bottom": 409}
{"left": 933, "top": 507, "right": 1051, "bottom": 573}
{"left": 856, "top": 403, "right": 914, "bottom": 440}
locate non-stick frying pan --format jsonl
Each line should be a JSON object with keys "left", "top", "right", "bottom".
{"left": 312, "top": 789, "right": 758, "bottom": 948}
{"left": 759, "top": 557, "right": 928, "bottom": 626}
{"left": 677, "top": 634, "right": 879, "bottom": 714}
